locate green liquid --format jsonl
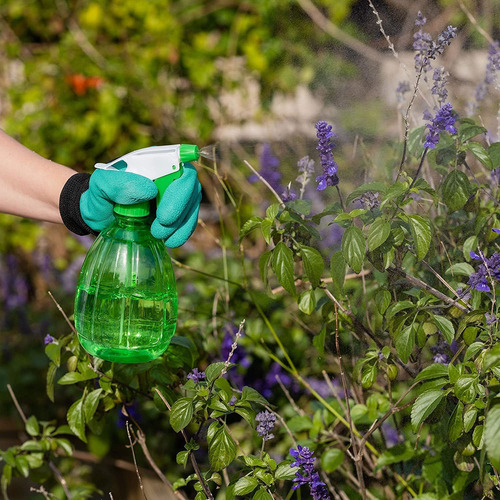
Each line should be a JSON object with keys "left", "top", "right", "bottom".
{"left": 75, "top": 285, "right": 177, "bottom": 363}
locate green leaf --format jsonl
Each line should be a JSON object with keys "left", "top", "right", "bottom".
{"left": 239, "top": 217, "right": 263, "bottom": 240}
{"left": 58, "top": 371, "right": 96, "bottom": 385}
{"left": 2, "top": 464, "right": 12, "bottom": 499}
{"left": 321, "top": 449, "right": 344, "bottom": 473}
{"left": 484, "top": 343, "right": 500, "bottom": 371}
{"left": 407, "top": 126, "right": 426, "bottom": 157}
{"left": 445, "top": 262, "right": 475, "bottom": 277}
{"left": 253, "top": 488, "right": 273, "bottom": 500}
{"left": 463, "top": 405, "right": 478, "bottom": 433}
{"left": 463, "top": 235, "right": 478, "bottom": 262}
{"left": 458, "top": 123, "right": 487, "bottom": 143}
{"left": 67, "top": 397, "right": 87, "bottom": 443}
{"left": 395, "top": 324, "right": 416, "bottom": 364}
{"left": 300, "top": 246, "right": 324, "bottom": 288}
{"left": 45, "top": 342, "right": 62, "bottom": 367}
{"left": 442, "top": 170, "right": 472, "bottom": 212}
{"left": 233, "top": 476, "right": 259, "bottom": 496}
{"left": 266, "top": 203, "right": 280, "bottom": 220}
{"left": 56, "top": 438, "right": 73, "bottom": 456}
{"left": 346, "top": 182, "right": 387, "bottom": 205}
{"left": 432, "top": 315, "right": 455, "bottom": 344}
{"left": 367, "top": 217, "right": 391, "bottom": 252}
{"left": 386, "top": 300, "right": 414, "bottom": 319}
{"left": 287, "top": 415, "right": 313, "bottom": 432}
{"left": 275, "top": 462, "right": 299, "bottom": 480}
{"left": 342, "top": 226, "right": 365, "bottom": 274}
{"left": 448, "top": 402, "right": 464, "bottom": 442}
{"left": 411, "top": 390, "right": 446, "bottom": 432}
{"left": 376, "top": 443, "right": 415, "bottom": 469}
{"left": 170, "top": 397, "right": 194, "bottom": 433}
{"left": 408, "top": 215, "right": 431, "bottom": 261}
{"left": 259, "top": 251, "right": 272, "bottom": 288}
{"left": 208, "top": 425, "right": 236, "bottom": 471}
{"left": 485, "top": 400, "right": 500, "bottom": 469}
{"left": 454, "top": 375, "right": 478, "bottom": 404}
{"left": 467, "top": 142, "right": 493, "bottom": 169}
{"left": 205, "top": 362, "right": 227, "bottom": 383}
{"left": 375, "top": 290, "right": 391, "bottom": 315}
{"left": 261, "top": 219, "right": 272, "bottom": 244}
{"left": 330, "top": 251, "right": 346, "bottom": 298}
{"left": 271, "top": 242, "right": 296, "bottom": 295}
{"left": 488, "top": 142, "right": 500, "bottom": 169}
{"left": 176, "top": 450, "right": 189, "bottom": 467}
{"left": 25, "top": 415, "right": 40, "bottom": 437}
{"left": 241, "top": 386, "right": 269, "bottom": 407}
{"left": 298, "top": 289, "right": 316, "bottom": 315}
{"left": 415, "top": 364, "right": 449, "bottom": 382}
{"left": 15, "top": 456, "right": 29, "bottom": 478}
{"left": 46, "top": 363, "right": 57, "bottom": 403}
{"left": 286, "top": 199, "right": 312, "bottom": 215}
{"left": 83, "top": 388, "right": 102, "bottom": 424}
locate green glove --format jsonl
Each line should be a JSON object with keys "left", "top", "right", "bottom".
{"left": 151, "top": 164, "right": 202, "bottom": 248}
{"left": 80, "top": 170, "right": 158, "bottom": 232}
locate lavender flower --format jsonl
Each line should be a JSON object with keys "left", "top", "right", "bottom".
{"left": 428, "top": 26, "right": 457, "bottom": 60}
{"left": 468, "top": 251, "right": 500, "bottom": 292}
{"left": 187, "top": 368, "right": 206, "bottom": 383}
{"left": 430, "top": 337, "right": 455, "bottom": 365}
{"left": 290, "top": 446, "right": 330, "bottom": 499}
{"left": 432, "top": 67, "right": 449, "bottom": 106}
{"left": 315, "top": 121, "right": 339, "bottom": 191}
{"left": 44, "top": 334, "right": 55, "bottom": 345}
{"left": 396, "top": 81, "right": 411, "bottom": 105}
{"left": 485, "top": 41, "right": 500, "bottom": 85}
{"left": 381, "top": 422, "right": 402, "bottom": 447}
{"left": 253, "top": 362, "right": 296, "bottom": 398}
{"left": 485, "top": 313, "right": 498, "bottom": 325}
{"left": 282, "top": 184, "right": 297, "bottom": 202}
{"left": 255, "top": 410, "right": 276, "bottom": 441}
{"left": 423, "top": 103, "right": 457, "bottom": 149}
{"left": 249, "top": 143, "right": 282, "bottom": 193}
{"left": 228, "top": 396, "right": 237, "bottom": 406}
{"left": 359, "top": 191, "right": 380, "bottom": 210}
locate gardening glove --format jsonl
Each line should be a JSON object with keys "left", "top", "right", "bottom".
{"left": 151, "top": 163, "right": 202, "bottom": 248}
{"left": 59, "top": 170, "right": 158, "bottom": 235}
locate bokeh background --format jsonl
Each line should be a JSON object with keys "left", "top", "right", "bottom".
{"left": 0, "top": 0, "right": 499, "bottom": 498}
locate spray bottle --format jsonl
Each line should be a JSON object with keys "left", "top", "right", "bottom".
{"left": 74, "top": 144, "right": 200, "bottom": 363}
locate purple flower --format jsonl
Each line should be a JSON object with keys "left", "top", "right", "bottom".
{"left": 429, "top": 26, "right": 457, "bottom": 60}
{"left": 187, "top": 368, "right": 206, "bottom": 383}
{"left": 433, "top": 353, "right": 450, "bottom": 364}
{"left": 255, "top": 410, "right": 276, "bottom": 441}
{"left": 315, "top": 121, "right": 339, "bottom": 191}
{"left": 359, "top": 191, "right": 380, "bottom": 210}
{"left": 305, "top": 377, "right": 345, "bottom": 399}
{"left": 117, "top": 402, "right": 142, "bottom": 428}
{"left": 249, "top": 143, "right": 282, "bottom": 194}
{"left": 396, "top": 81, "right": 411, "bottom": 105}
{"left": 290, "top": 446, "right": 330, "bottom": 499}
{"left": 44, "top": 334, "right": 55, "bottom": 345}
{"left": 253, "top": 362, "right": 296, "bottom": 398}
{"left": 485, "top": 41, "right": 500, "bottom": 85}
{"left": 468, "top": 251, "right": 500, "bottom": 292}
{"left": 282, "top": 184, "right": 297, "bottom": 202}
{"left": 485, "top": 313, "right": 498, "bottom": 325}
{"left": 424, "top": 103, "right": 457, "bottom": 149}
{"left": 381, "top": 422, "right": 402, "bottom": 447}
{"left": 432, "top": 67, "right": 449, "bottom": 106}
{"left": 228, "top": 396, "right": 237, "bottom": 406}
{"left": 492, "top": 228, "right": 500, "bottom": 235}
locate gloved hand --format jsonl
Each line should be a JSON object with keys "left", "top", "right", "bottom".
{"left": 151, "top": 164, "right": 202, "bottom": 248}
{"left": 59, "top": 166, "right": 201, "bottom": 248}
{"left": 80, "top": 170, "right": 158, "bottom": 232}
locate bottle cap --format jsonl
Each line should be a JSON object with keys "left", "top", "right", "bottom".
{"left": 114, "top": 201, "right": 150, "bottom": 217}
{"left": 179, "top": 144, "right": 200, "bottom": 163}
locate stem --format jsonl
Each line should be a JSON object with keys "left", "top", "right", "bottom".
{"left": 125, "top": 421, "right": 148, "bottom": 500}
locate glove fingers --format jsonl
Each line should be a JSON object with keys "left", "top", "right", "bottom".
{"left": 151, "top": 191, "right": 201, "bottom": 246}
{"left": 91, "top": 170, "right": 158, "bottom": 205}
{"left": 156, "top": 164, "right": 201, "bottom": 226}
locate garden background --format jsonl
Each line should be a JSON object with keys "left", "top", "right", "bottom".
{"left": 1, "top": 0, "right": 500, "bottom": 499}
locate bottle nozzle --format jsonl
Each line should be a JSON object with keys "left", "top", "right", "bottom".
{"left": 179, "top": 144, "right": 200, "bottom": 163}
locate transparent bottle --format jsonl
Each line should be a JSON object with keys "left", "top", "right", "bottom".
{"left": 74, "top": 202, "right": 177, "bottom": 363}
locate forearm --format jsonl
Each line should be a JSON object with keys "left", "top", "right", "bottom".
{"left": 0, "top": 129, "right": 76, "bottom": 224}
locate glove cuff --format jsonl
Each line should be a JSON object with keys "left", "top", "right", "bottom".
{"left": 59, "top": 173, "right": 98, "bottom": 236}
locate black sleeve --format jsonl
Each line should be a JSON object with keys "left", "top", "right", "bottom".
{"left": 59, "top": 173, "right": 97, "bottom": 236}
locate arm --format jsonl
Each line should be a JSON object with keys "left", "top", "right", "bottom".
{"left": 0, "top": 129, "right": 76, "bottom": 224}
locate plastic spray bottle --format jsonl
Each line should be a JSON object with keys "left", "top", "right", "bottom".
{"left": 74, "top": 144, "right": 200, "bottom": 363}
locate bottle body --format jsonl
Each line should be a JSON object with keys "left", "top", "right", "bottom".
{"left": 74, "top": 213, "right": 177, "bottom": 363}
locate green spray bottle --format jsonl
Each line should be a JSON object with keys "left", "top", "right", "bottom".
{"left": 74, "top": 144, "right": 200, "bottom": 363}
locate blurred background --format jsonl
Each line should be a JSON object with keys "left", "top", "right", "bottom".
{"left": 0, "top": 0, "right": 499, "bottom": 498}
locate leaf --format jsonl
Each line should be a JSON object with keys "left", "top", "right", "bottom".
{"left": 458, "top": 123, "right": 487, "bottom": 143}
{"left": 485, "top": 400, "right": 500, "bottom": 469}
{"left": 375, "top": 290, "right": 391, "bottom": 315}
{"left": 83, "top": 388, "right": 102, "bottom": 424}
{"left": 67, "top": 397, "right": 87, "bottom": 442}
{"left": 367, "top": 217, "right": 391, "bottom": 252}
{"left": 298, "top": 289, "right": 316, "bottom": 315}
{"left": 266, "top": 203, "right": 280, "bottom": 220}
{"left": 260, "top": 219, "right": 272, "bottom": 244}
{"left": 15, "top": 456, "right": 29, "bottom": 478}
{"left": 467, "top": 142, "right": 493, "bottom": 169}
{"left": 463, "top": 406, "right": 478, "bottom": 433}
{"left": 271, "top": 242, "right": 296, "bottom": 295}
{"left": 445, "top": 263, "right": 475, "bottom": 277}
{"left": 408, "top": 215, "right": 431, "bottom": 261}
{"left": 407, "top": 126, "right": 426, "bottom": 157}
{"left": 342, "top": 226, "right": 365, "bottom": 274}
{"left": 208, "top": 425, "right": 236, "bottom": 471}
{"left": 205, "top": 362, "right": 227, "bottom": 383}
{"left": 275, "top": 461, "right": 299, "bottom": 480}
{"left": 448, "top": 402, "right": 464, "bottom": 442}
{"left": 321, "top": 449, "right": 344, "bottom": 473}
{"left": 259, "top": 251, "right": 272, "bottom": 288}
{"left": 253, "top": 488, "right": 273, "bottom": 500}
{"left": 170, "top": 397, "right": 194, "bottom": 433}
{"left": 25, "top": 416, "right": 40, "bottom": 437}
{"left": 58, "top": 371, "right": 96, "bottom": 385}
{"left": 386, "top": 300, "right": 414, "bottom": 319}
{"left": 488, "top": 142, "right": 500, "bottom": 169}
{"left": 484, "top": 343, "right": 500, "bottom": 371}
{"left": 300, "top": 245, "right": 324, "bottom": 288}
{"left": 346, "top": 181, "right": 387, "bottom": 205}
{"left": 330, "top": 251, "right": 346, "bottom": 298}
{"left": 411, "top": 390, "right": 446, "bottom": 432}
{"left": 233, "top": 476, "right": 259, "bottom": 496}
{"left": 376, "top": 443, "right": 415, "bottom": 469}
{"left": 46, "top": 363, "right": 58, "bottom": 403}
{"left": 454, "top": 375, "right": 478, "bottom": 404}
{"left": 176, "top": 450, "right": 189, "bottom": 467}
{"left": 432, "top": 315, "right": 455, "bottom": 344}
{"left": 415, "top": 364, "right": 449, "bottom": 382}
{"left": 241, "top": 386, "right": 269, "bottom": 407}
{"left": 45, "top": 342, "right": 62, "bottom": 367}
{"left": 395, "top": 324, "right": 416, "bottom": 364}
{"left": 239, "top": 217, "right": 263, "bottom": 240}
{"left": 442, "top": 170, "right": 472, "bottom": 212}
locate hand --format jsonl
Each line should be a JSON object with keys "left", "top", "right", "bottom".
{"left": 80, "top": 170, "right": 158, "bottom": 232}
{"left": 151, "top": 163, "right": 202, "bottom": 248}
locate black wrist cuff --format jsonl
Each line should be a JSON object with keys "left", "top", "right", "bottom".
{"left": 59, "top": 173, "right": 97, "bottom": 236}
